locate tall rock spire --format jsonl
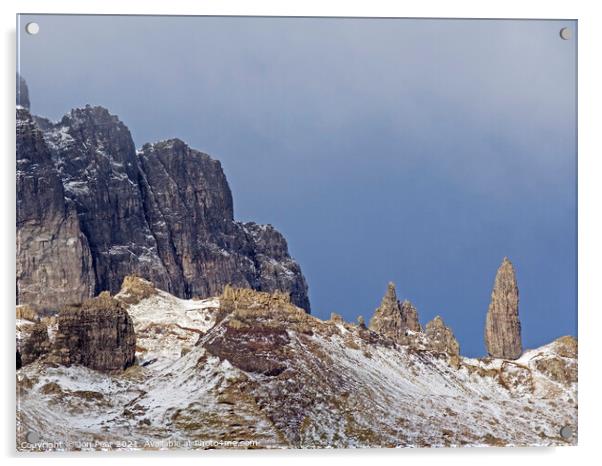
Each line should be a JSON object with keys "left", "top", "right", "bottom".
{"left": 369, "top": 282, "right": 421, "bottom": 343}
{"left": 400, "top": 300, "right": 421, "bottom": 333}
{"left": 484, "top": 257, "right": 522, "bottom": 359}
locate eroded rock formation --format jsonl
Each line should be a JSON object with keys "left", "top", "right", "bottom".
{"left": 17, "top": 322, "right": 50, "bottom": 368}
{"left": 425, "top": 316, "right": 460, "bottom": 356}
{"left": 16, "top": 93, "right": 310, "bottom": 312}
{"left": 369, "top": 282, "right": 421, "bottom": 344}
{"left": 50, "top": 292, "right": 136, "bottom": 372}
{"left": 400, "top": 299, "right": 421, "bottom": 333}
{"left": 17, "top": 74, "right": 30, "bottom": 110}
{"left": 116, "top": 275, "right": 158, "bottom": 306}
{"left": 484, "top": 257, "right": 522, "bottom": 359}
{"left": 16, "top": 107, "right": 96, "bottom": 310}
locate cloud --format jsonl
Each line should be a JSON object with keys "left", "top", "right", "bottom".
{"left": 18, "top": 15, "right": 577, "bottom": 356}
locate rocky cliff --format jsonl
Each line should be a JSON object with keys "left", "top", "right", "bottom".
{"left": 17, "top": 74, "right": 30, "bottom": 110}
{"left": 16, "top": 107, "right": 96, "bottom": 310}
{"left": 16, "top": 96, "right": 310, "bottom": 311}
{"left": 485, "top": 257, "right": 522, "bottom": 359}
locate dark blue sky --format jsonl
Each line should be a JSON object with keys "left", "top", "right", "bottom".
{"left": 18, "top": 15, "right": 577, "bottom": 356}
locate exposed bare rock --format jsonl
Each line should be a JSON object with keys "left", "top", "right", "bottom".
{"left": 49, "top": 292, "right": 136, "bottom": 372}
{"left": 357, "top": 315, "right": 366, "bottom": 329}
{"left": 424, "top": 316, "right": 460, "bottom": 356}
{"left": 17, "top": 74, "right": 30, "bottom": 110}
{"left": 205, "top": 288, "right": 314, "bottom": 378}
{"left": 17, "top": 322, "right": 50, "bottom": 368}
{"left": 369, "top": 282, "right": 421, "bottom": 344}
{"left": 116, "top": 275, "right": 158, "bottom": 306}
{"left": 17, "top": 285, "right": 578, "bottom": 450}
{"left": 137, "top": 140, "right": 310, "bottom": 311}
{"left": 400, "top": 300, "right": 421, "bottom": 333}
{"left": 16, "top": 304, "right": 39, "bottom": 322}
{"left": 552, "top": 335, "right": 578, "bottom": 359}
{"left": 16, "top": 88, "right": 310, "bottom": 312}
{"left": 42, "top": 106, "right": 174, "bottom": 295}
{"left": 16, "top": 107, "right": 96, "bottom": 310}
{"left": 241, "top": 222, "right": 310, "bottom": 311}
{"left": 532, "top": 336, "right": 577, "bottom": 385}
{"left": 485, "top": 257, "right": 522, "bottom": 359}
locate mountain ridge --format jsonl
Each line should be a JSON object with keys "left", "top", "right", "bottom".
{"left": 16, "top": 101, "right": 310, "bottom": 312}
{"left": 16, "top": 277, "right": 577, "bottom": 450}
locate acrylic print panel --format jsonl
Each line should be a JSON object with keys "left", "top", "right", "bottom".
{"left": 16, "top": 15, "right": 577, "bottom": 451}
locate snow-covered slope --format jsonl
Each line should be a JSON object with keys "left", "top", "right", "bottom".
{"left": 16, "top": 284, "right": 577, "bottom": 451}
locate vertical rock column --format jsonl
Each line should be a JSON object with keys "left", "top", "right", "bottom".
{"left": 484, "top": 257, "right": 522, "bottom": 359}
{"left": 369, "top": 282, "right": 421, "bottom": 343}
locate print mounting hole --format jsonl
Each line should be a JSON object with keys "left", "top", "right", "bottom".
{"left": 25, "top": 22, "right": 39, "bottom": 35}
{"left": 559, "top": 27, "right": 571, "bottom": 40}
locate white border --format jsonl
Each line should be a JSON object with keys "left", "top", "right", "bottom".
{"left": 2, "top": 1, "right": 600, "bottom": 465}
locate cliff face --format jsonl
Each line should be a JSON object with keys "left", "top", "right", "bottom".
{"left": 16, "top": 101, "right": 310, "bottom": 312}
{"left": 137, "top": 140, "right": 310, "bottom": 310}
{"left": 16, "top": 108, "right": 96, "bottom": 310}
{"left": 485, "top": 257, "right": 522, "bottom": 359}
{"left": 17, "top": 74, "right": 30, "bottom": 110}
{"left": 42, "top": 106, "right": 176, "bottom": 295}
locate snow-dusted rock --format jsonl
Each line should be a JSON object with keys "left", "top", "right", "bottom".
{"left": 16, "top": 94, "right": 310, "bottom": 312}
{"left": 369, "top": 282, "right": 421, "bottom": 345}
{"left": 17, "top": 285, "right": 577, "bottom": 450}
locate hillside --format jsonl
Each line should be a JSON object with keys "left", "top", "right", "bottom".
{"left": 16, "top": 278, "right": 577, "bottom": 450}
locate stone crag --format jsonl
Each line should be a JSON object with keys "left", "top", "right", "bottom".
{"left": 369, "top": 282, "right": 422, "bottom": 345}
{"left": 17, "top": 322, "right": 50, "bottom": 368}
{"left": 424, "top": 316, "right": 460, "bottom": 356}
{"left": 369, "top": 282, "right": 461, "bottom": 357}
{"left": 484, "top": 257, "right": 522, "bottom": 359}
{"left": 16, "top": 86, "right": 310, "bottom": 312}
{"left": 16, "top": 107, "right": 96, "bottom": 310}
{"left": 49, "top": 293, "right": 136, "bottom": 373}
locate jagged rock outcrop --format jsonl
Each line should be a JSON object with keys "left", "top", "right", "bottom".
{"left": 369, "top": 282, "right": 421, "bottom": 344}
{"left": 17, "top": 283, "right": 578, "bottom": 449}
{"left": 357, "top": 315, "right": 366, "bottom": 329}
{"left": 42, "top": 106, "right": 174, "bottom": 295}
{"left": 533, "top": 336, "right": 577, "bottom": 385}
{"left": 400, "top": 299, "right": 421, "bottom": 333}
{"left": 425, "top": 316, "right": 460, "bottom": 356}
{"left": 16, "top": 97, "right": 310, "bottom": 311}
{"left": 16, "top": 107, "right": 96, "bottom": 310}
{"left": 137, "top": 140, "right": 310, "bottom": 310}
{"left": 485, "top": 257, "right": 522, "bottom": 359}
{"left": 17, "top": 322, "right": 50, "bottom": 368}
{"left": 116, "top": 275, "right": 158, "bottom": 306}
{"left": 17, "top": 74, "right": 30, "bottom": 110}
{"left": 241, "top": 222, "right": 310, "bottom": 311}
{"left": 49, "top": 292, "right": 136, "bottom": 372}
